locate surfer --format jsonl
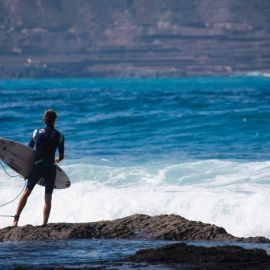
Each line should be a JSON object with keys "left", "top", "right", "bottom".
{"left": 12, "top": 109, "right": 64, "bottom": 227}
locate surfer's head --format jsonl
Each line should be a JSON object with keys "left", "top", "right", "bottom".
{"left": 43, "top": 109, "right": 57, "bottom": 127}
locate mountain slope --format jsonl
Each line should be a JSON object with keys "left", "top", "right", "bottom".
{"left": 1, "top": 0, "right": 270, "bottom": 78}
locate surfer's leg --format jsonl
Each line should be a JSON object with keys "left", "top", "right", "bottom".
{"left": 43, "top": 193, "right": 52, "bottom": 225}
{"left": 26, "top": 163, "right": 43, "bottom": 190}
{"left": 44, "top": 164, "right": 56, "bottom": 194}
{"left": 42, "top": 164, "right": 56, "bottom": 225}
{"left": 12, "top": 164, "right": 42, "bottom": 226}
{"left": 12, "top": 188, "right": 32, "bottom": 227}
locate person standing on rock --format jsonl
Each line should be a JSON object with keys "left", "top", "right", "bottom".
{"left": 12, "top": 109, "right": 65, "bottom": 227}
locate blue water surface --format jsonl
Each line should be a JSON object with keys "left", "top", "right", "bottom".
{"left": 1, "top": 77, "right": 270, "bottom": 162}
{"left": 0, "top": 238, "right": 270, "bottom": 269}
{"left": 0, "top": 239, "right": 174, "bottom": 269}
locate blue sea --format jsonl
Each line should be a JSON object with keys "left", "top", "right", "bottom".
{"left": 1, "top": 76, "right": 270, "bottom": 268}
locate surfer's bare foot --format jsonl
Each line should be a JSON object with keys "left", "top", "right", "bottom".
{"left": 12, "top": 215, "right": 19, "bottom": 227}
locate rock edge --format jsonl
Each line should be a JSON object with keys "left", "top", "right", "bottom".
{"left": 0, "top": 214, "right": 269, "bottom": 243}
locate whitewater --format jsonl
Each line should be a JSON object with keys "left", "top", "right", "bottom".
{"left": 0, "top": 77, "right": 270, "bottom": 238}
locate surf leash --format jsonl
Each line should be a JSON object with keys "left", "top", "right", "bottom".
{"left": 0, "top": 160, "right": 20, "bottom": 178}
{"left": 0, "top": 182, "right": 26, "bottom": 218}
{"left": 0, "top": 214, "right": 15, "bottom": 218}
{"left": 0, "top": 160, "right": 26, "bottom": 217}
{"left": 0, "top": 181, "right": 25, "bottom": 208}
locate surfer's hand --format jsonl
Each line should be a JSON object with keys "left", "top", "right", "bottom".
{"left": 55, "top": 154, "right": 64, "bottom": 163}
{"left": 55, "top": 157, "right": 63, "bottom": 163}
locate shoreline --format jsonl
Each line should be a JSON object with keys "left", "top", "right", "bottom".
{"left": 1, "top": 214, "right": 270, "bottom": 269}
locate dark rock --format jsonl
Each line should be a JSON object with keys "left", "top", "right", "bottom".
{"left": 237, "top": 236, "right": 270, "bottom": 244}
{"left": 0, "top": 214, "right": 269, "bottom": 244}
{"left": 130, "top": 243, "right": 270, "bottom": 270}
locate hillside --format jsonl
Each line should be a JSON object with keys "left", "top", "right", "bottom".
{"left": 1, "top": 0, "right": 270, "bottom": 78}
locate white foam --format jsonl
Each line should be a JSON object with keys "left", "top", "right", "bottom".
{"left": 1, "top": 159, "right": 270, "bottom": 238}
{"left": 246, "top": 71, "right": 270, "bottom": 77}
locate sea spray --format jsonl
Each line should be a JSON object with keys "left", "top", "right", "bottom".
{"left": 1, "top": 159, "right": 270, "bottom": 238}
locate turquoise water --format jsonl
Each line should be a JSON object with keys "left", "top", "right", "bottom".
{"left": 1, "top": 77, "right": 270, "bottom": 238}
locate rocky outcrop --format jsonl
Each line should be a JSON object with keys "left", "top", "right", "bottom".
{"left": 131, "top": 243, "right": 270, "bottom": 270}
{"left": 0, "top": 214, "right": 269, "bottom": 243}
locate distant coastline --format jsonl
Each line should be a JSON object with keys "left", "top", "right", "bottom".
{"left": 1, "top": 0, "right": 270, "bottom": 79}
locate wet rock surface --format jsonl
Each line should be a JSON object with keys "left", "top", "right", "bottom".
{"left": 0, "top": 214, "right": 269, "bottom": 243}
{"left": 130, "top": 243, "right": 270, "bottom": 270}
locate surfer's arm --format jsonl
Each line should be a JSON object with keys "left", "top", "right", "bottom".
{"left": 28, "top": 138, "right": 35, "bottom": 148}
{"left": 55, "top": 153, "right": 64, "bottom": 163}
{"left": 55, "top": 133, "right": 64, "bottom": 163}
{"left": 28, "top": 129, "right": 37, "bottom": 148}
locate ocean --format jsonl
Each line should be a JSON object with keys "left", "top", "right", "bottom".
{"left": 0, "top": 76, "right": 270, "bottom": 268}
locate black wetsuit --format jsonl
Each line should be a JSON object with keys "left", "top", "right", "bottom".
{"left": 26, "top": 127, "right": 64, "bottom": 193}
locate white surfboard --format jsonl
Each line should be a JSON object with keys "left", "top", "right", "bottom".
{"left": 0, "top": 137, "right": 71, "bottom": 189}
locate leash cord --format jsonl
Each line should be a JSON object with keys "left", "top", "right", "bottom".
{"left": 0, "top": 160, "right": 20, "bottom": 177}
{"left": 0, "top": 161, "right": 26, "bottom": 217}
{"left": 0, "top": 181, "right": 26, "bottom": 209}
